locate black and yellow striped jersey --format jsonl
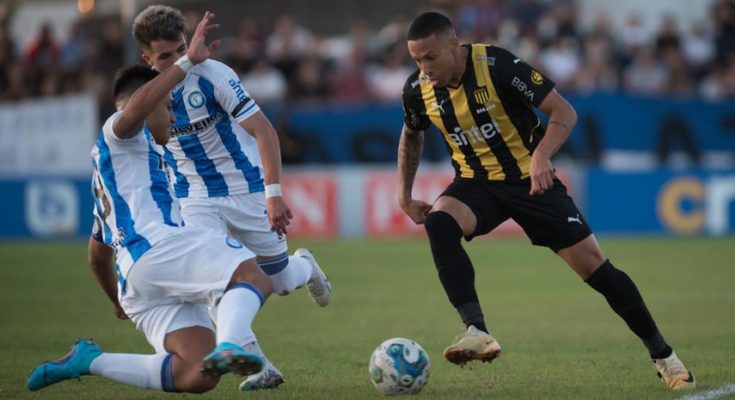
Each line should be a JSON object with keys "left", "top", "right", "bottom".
{"left": 402, "top": 44, "right": 555, "bottom": 181}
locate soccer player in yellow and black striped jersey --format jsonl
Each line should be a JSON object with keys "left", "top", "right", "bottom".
{"left": 397, "top": 11, "right": 695, "bottom": 390}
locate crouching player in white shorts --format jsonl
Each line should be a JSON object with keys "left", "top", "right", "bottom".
{"left": 131, "top": 6, "right": 332, "bottom": 390}
{"left": 27, "top": 14, "right": 269, "bottom": 394}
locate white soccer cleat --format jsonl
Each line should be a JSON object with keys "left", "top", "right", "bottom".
{"left": 654, "top": 351, "right": 695, "bottom": 390}
{"left": 295, "top": 248, "right": 332, "bottom": 307}
{"left": 443, "top": 325, "right": 501, "bottom": 365}
{"left": 239, "top": 361, "right": 284, "bottom": 391}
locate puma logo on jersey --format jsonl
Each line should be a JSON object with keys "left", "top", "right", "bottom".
{"left": 567, "top": 214, "right": 582, "bottom": 224}
{"left": 432, "top": 99, "right": 447, "bottom": 114}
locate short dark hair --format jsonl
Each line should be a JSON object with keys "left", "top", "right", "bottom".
{"left": 407, "top": 11, "right": 454, "bottom": 40}
{"left": 132, "top": 5, "right": 185, "bottom": 50}
{"left": 112, "top": 64, "right": 159, "bottom": 102}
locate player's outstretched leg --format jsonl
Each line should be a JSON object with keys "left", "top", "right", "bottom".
{"left": 28, "top": 329, "right": 221, "bottom": 393}
{"left": 559, "top": 235, "right": 695, "bottom": 390}
{"left": 202, "top": 259, "right": 272, "bottom": 378}
{"left": 27, "top": 338, "right": 102, "bottom": 391}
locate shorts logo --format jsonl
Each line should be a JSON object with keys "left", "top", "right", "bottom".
{"left": 188, "top": 91, "right": 205, "bottom": 108}
{"left": 225, "top": 236, "right": 243, "bottom": 249}
{"left": 531, "top": 71, "right": 544, "bottom": 85}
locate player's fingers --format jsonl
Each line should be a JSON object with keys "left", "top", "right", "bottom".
{"left": 208, "top": 40, "right": 221, "bottom": 53}
{"left": 286, "top": 208, "right": 294, "bottom": 220}
{"left": 530, "top": 178, "right": 539, "bottom": 195}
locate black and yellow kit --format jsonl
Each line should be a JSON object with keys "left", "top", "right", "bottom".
{"left": 402, "top": 44, "right": 555, "bottom": 181}
{"left": 402, "top": 44, "right": 592, "bottom": 251}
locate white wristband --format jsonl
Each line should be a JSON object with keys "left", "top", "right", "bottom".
{"left": 174, "top": 55, "right": 194, "bottom": 73}
{"left": 265, "top": 183, "right": 282, "bottom": 199}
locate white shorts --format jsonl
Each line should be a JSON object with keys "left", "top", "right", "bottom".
{"left": 120, "top": 226, "right": 255, "bottom": 352}
{"left": 180, "top": 192, "right": 288, "bottom": 257}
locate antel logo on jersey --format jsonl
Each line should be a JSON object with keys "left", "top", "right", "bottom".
{"left": 448, "top": 121, "right": 502, "bottom": 146}
{"left": 187, "top": 91, "right": 205, "bottom": 108}
{"left": 228, "top": 79, "right": 248, "bottom": 103}
{"left": 511, "top": 77, "right": 534, "bottom": 101}
{"left": 170, "top": 114, "right": 221, "bottom": 137}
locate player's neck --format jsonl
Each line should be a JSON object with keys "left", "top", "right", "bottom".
{"left": 448, "top": 46, "right": 468, "bottom": 88}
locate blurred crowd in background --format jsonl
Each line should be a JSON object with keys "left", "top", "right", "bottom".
{"left": 1, "top": 0, "right": 735, "bottom": 115}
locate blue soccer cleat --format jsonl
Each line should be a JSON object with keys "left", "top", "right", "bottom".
{"left": 27, "top": 338, "right": 102, "bottom": 391}
{"left": 200, "top": 342, "right": 263, "bottom": 378}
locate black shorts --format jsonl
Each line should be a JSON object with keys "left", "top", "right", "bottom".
{"left": 440, "top": 178, "right": 592, "bottom": 252}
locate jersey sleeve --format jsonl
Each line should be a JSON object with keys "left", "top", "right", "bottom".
{"left": 102, "top": 111, "right": 137, "bottom": 142}
{"left": 209, "top": 62, "right": 261, "bottom": 123}
{"left": 492, "top": 47, "right": 555, "bottom": 107}
{"left": 401, "top": 74, "right": 431, "bottom": 131}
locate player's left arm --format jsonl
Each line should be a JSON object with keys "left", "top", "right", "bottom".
{"left": 532, "top": 91, "right": 577, "bottom": 195}
{"left": 494, "top": 47, "right": 577, "bottom": 195}
{"left": 239, "top": 113, "right": 292, "bottom": 235}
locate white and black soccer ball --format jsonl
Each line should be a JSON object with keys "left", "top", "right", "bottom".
{"left": 369, "top": 338, "right": 430, "bottom": 395}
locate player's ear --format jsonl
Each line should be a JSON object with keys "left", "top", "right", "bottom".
{"left": 140, "top": 53, "right": 153, "bottom": 67}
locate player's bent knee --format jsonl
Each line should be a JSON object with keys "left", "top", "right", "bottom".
{"left": 425, "top": 211, "right": 463, "bottom": 242}
{"left": 230, "top": 259, "right": 274, "bottom": 296}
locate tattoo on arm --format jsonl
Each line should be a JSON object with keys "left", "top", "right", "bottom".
{"left": 548, "top": 120, "right": 570, "bottom": 130}
{"left": 397, "top": 125, "right": 424, "bottom": 201}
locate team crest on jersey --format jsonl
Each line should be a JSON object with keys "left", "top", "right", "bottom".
{"left": 473, "top": 87, "right": 490, "bottom": 104}
{"left": 187, "top": 91, "right": 205, "bottom": 108}
{"left": 225, "top": 236, "right": 243, "bottom": 249}
{"left": 531, "top": 71, "right": 544, "bottom": 85}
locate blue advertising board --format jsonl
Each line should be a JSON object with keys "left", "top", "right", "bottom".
{"left": 0, "top": 178, "right": 94, "bottom": 238}
{"left": 586, "top": 169, "right": 735, "bottom": 235}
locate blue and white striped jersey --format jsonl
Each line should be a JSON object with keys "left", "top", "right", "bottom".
{"left": 163, "top": 59, "right": 264, "bottom": 199}
{"left": 91, "top": 112, "right": 183, "bottom": 277}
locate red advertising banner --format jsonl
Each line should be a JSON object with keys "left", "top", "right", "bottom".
{"left": 282, "top": 173, "right": 338, "bottom": 236}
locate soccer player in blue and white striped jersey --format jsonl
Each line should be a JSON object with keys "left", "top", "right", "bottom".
{"left": 131, "top": 5, "right": 331, "bottom": 391}
{"left": 28, "top": 13, "right": 275, "bottom": 394}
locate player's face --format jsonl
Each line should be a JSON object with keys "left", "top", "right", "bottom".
{"left": 146, "top": 98, "right": 175, "bottom": 133}
{"left": 142, "top": 33, "right": 187, "bottom": 72}
{"left": 408, "top": 34, "right": 457, "bottom": 87}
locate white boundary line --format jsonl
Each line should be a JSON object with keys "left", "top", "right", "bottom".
{"left": 676, "top": 383, "right": 735, "bottom": 400}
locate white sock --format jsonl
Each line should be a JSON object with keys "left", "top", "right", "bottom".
{"left": 89, "top": 353, "right": 174, "bottom": 391}
{"left": 267, "top": 256, "right": 312, "bottom": 295}
{"left": 216, "top": 283, "right": 263, "bottom": 345}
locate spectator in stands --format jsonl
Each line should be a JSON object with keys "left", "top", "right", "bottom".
{"left": 267, "top": 14, "right": 315, "bottom": 83}
{"left": 24, "top": 21, "right": 59, "bottom": 97}
{"left": 225, "top": 16, "right": 265, "bottom": 74}
{"left": 241, "top": 57, "right": 287, "bottom": 105}
{"left": 366, "top": 44, "right": 413, "bottom": 102}
{"left": 538, "top": 36, "right": 580, "bottom": 89}
{"left": 624, "top": 46, "right": 668, "bottom": 95}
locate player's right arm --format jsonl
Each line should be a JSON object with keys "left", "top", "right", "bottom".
{"left": 112, "top": 11, "right": 221, "bottom": 139}
{"left": 88, "top": 217, "right": 127, "bottom": 319}
{"left": 398, "top": 75, "right": 433, "bottom": 224}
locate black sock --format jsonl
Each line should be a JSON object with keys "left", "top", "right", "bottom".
{"left": 424, "top": 211, "right": 486, "bottom": 330}
{"left": 586, "top": 260, "right": 669, "bottom": 358}
{"left": 456, "top": 301, "right": 488, "bottom": 333}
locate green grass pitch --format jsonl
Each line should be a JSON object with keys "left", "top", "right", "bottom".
{"left": 1, "top": 237, "right": 734, "bottom": 399}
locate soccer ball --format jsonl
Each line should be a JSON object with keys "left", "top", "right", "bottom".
{"left": 369, "top": 338, "right": 430, "bottom": 395}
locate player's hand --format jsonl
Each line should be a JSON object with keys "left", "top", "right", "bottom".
{"left": 187, "top": 11, "right": 221, "bottom": 65}
{"left": 529, "top": 152, "right": 555, "bottom": 196}
{"left": 267, "top": 196, "right": 293, "bottom": 235}
{"left": 113, "top": 304, "right": 128, "bottom": 320}
{"left": 400, "top": 199, "right": 433, "bottom": 224}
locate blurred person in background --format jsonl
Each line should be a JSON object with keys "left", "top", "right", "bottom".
{"left": 24, "top": 21, "right": 59, "bottom": 97}
{"left": 624, "top": 46, "right": 668, "bottom": 95}
{"left": 397, "top": 11, "right": 695, "bottom": 391}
